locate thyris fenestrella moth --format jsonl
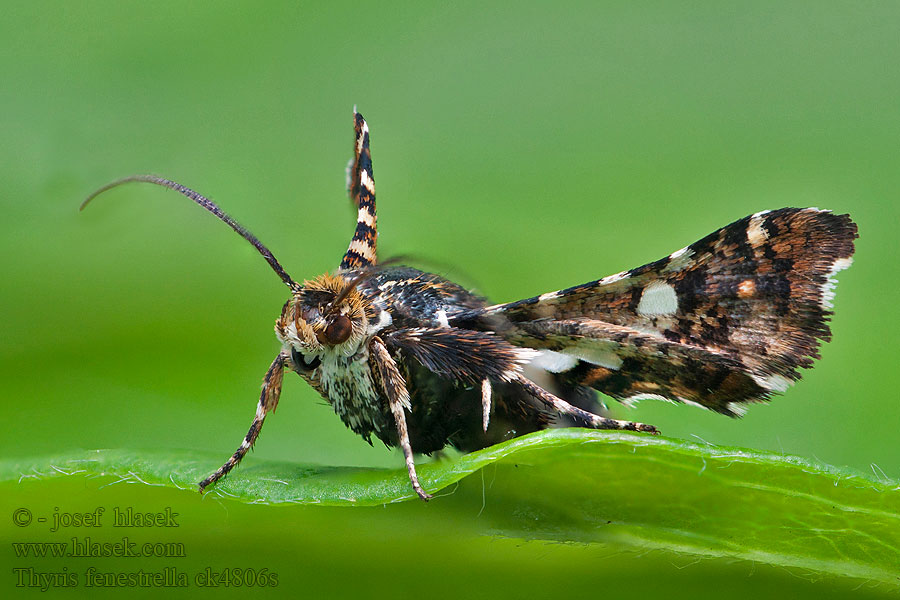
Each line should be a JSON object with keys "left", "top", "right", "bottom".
{"left": 82, "top": 111, "right": 858, "bottom": 500}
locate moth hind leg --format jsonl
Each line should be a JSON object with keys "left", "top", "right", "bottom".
{"left": 198, "top": 353, "right": 286, "bottom": 493}
{"left": 515, "top": 375, "right": 659, "bottom": 434}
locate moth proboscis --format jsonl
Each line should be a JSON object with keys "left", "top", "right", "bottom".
{"left": 82, "top": 111, "right": 858, "bottom": 501}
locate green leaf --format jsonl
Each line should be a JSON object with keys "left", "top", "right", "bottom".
{"left": 3, "top": 429, "right": 898, "bottom": 588}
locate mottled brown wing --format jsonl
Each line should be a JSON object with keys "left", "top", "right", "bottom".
{"left": 341, "top": 111, "right": 377, "bottom": 270}
{"left": 450, "top": 208, "right": 857, "bottom": 413}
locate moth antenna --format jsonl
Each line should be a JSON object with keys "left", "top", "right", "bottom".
{"left": 81, "top": 174, "right": 299, "bottom": 291}
{"left": 340, "top": 110, "right": 377, "bottom": 269}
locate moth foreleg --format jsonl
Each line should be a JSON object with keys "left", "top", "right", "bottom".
{"left": 198, "top": 352, "right": 286, "bottom": 493}
{"left": 515, "top": 375, "right": 659, "bottom": 434}
{"left": 370, "top": 336, "right": 432, "bottom": 501}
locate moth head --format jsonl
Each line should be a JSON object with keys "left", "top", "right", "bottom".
{"left": 276, "top": 273, "right": 371, "bottom": 365}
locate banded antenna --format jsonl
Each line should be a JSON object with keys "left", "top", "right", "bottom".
{"left": 340, "top": 111, "right": 378, "bottom": 270}
{"left": 81, "top": 175, "right": 299, "bottom": 291}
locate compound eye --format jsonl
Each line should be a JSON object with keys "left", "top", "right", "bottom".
{"left": 324, "top": 314, "right": 353, "bottom": 345}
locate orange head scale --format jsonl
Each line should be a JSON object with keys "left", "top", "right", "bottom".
{"left": 277, "top": 272, "right": 382, "bottom": 371}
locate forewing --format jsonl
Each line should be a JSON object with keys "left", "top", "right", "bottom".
{"left": 341, "top": 111, "right": 377, "bottom": 269}
{"left": 451, "top": 208, "right": 857, "bottom": 411}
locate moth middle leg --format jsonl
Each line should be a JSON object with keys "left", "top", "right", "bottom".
{"left": 515, "top": 374, "right": 659, "bottom": 434}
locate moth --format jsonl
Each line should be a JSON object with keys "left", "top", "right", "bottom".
{"left": 82, "top": 111, "right": 858, "bottom": 500}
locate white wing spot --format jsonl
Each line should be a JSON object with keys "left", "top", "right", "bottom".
{"left": 636, "top": 281, "right": 678, "bottom": 316}
{"left": 348, "top": 239, "right": 375, "bottom": 261}
{"left": 563, "top": 343, "right": 623, "bottom": 370}
{"left": 726, "top": 402, "right": 748, "bottom": 417}
{"left": 358, "top": 207, "right": 376, "bottom": 227}
{"left": 529, "top": 350, "right": 579, "bottom": 373}
{"left": 663, "top": 247, "right": 695, "bottom": 273}
{"left": 625, "top": 393, "right": 671, "bottom": 404}
{"left": 747, "top": 211, "right": 771, "bottom": 246}
{"left": 822, "top": 257, "right": 853, "bottom": 309}
{"left": 357, "top": 119, "right": 369, "bottom": 154}
{"left": 599, "top": 271, "right": 629, "bottom": 285}
{"left": 680, "top": 398, "right": 710, "bottom": 411}
{"left": 751, "top": 373, "right": 793, "bottom": 393}
{"left": 359, "top": 169, "right": 376, "bottom": 194}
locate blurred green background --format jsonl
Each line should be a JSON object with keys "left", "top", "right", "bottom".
{"left": 2, "top": 1, "right": 899, "bottom": 598}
